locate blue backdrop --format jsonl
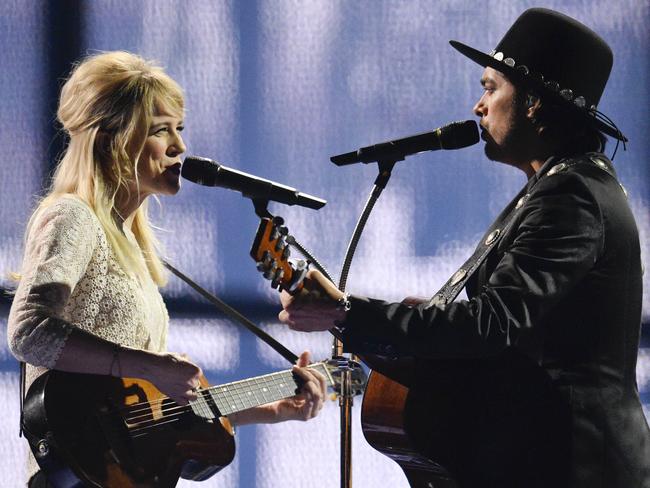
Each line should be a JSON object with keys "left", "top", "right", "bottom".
{"left": 1, "top": 1, "right": 648, "bottom": 486}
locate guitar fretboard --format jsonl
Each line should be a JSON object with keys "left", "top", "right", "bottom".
{"left": 190, "top": 363, "right": 332, "bottom": 419}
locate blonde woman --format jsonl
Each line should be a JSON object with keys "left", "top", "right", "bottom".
{"left": 8, "top": 51, "right": 326, "bottom": 487}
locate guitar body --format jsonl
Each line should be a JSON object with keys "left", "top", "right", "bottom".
{"left": 361, "top": 369, "right": 458, "bottom": 488}
{"left": 361, "top": 353, "right": 571, "bottom": 488}
{"left": 22, "top": 370, "right": 235, "bottom": 488}
{"left": 360, "top": 356, "right": 458, "bottom": 488}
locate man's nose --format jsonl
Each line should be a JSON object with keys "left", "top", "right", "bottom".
{"left": 473, "top": 94, "right": 486, "bottom": 118}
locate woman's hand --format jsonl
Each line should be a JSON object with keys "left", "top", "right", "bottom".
{"left": 49, "top": 327, "right": 204, "bottom": 406}
{"left": 269, "top": 350, "right": 328, "bottom": 422}
{"left": 228, "top": 351, "right": 328, "bottom": 426}
{"left": 121, "top": 348, "right": 203, "bottom": 405}
{"left": 279, "top": 269, "right": 346, "bottom": 332}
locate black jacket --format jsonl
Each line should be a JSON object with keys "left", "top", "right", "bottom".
{"left": 341, "top": 154, "right": 650, "bottom": 487}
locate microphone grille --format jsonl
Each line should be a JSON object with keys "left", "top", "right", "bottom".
{"left": 439, "top": 120, "right": 479, "bottom": 149}
{"left": 181, "top": 156, "right": 220, "bottom": 186}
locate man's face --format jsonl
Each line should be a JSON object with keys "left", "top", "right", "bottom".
{"left": 473, "top": 67, "right": 527, "bottom": 165}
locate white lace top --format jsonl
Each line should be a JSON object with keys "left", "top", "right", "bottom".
{"left": 7, "top": 196, "right": 169, "bottom": 480}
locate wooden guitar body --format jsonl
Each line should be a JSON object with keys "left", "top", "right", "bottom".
{"left": 360, "top": 358, "right": 458, "bottom": 488}
{"left": 22, "top": 371, "right": 235, "bottom": 488}
{"left": 360, "top": 354, "right": 571, "bottom": 488}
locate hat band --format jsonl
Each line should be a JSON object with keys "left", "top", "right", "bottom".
{"left": 488, "top": 49, "right": 596, "bottom": 112}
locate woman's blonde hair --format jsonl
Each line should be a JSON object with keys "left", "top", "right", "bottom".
{"left": 31, "top": 51, "right": 184, "bottom": 286}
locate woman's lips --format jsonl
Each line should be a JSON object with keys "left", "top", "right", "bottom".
{"left": 165, "top": 163, "right": 182, "bottom": 175}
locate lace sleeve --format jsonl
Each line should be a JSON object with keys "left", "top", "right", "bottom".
{"left": 7, "top": 198, "right": 98, "bottom": 368}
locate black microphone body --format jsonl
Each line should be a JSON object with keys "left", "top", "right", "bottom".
{"left": 331, "top": 120, "right": 479, "bottom": 165}
{"left": 181, "top": 156, "right": 326, "bottom": 210}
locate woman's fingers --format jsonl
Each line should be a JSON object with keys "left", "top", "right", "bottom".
{"left": 291, "top": 352, "right": 327, "bottom": 419}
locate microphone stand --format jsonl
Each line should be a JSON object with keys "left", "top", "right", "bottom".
{"left": 335, "top": 159, "right": 396, "bottom": 488}
{"left": 246, "top": 163, "right": 398, "bottom": 488}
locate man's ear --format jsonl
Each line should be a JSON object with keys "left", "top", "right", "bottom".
{"left": 525, "top": 93, "right": 542, "bottom": 120}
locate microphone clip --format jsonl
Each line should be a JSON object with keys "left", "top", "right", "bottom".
{"left": 253, "top": 198, "right": 273, "bottom": 219}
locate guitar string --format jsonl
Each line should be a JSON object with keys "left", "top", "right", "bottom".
{"left": 119, "top": 376, "right": 300, "bottom": 427}
{"left": 114, "top": 366, "right": 318, "bottom": 419}
{"left": 102, "top": 364, "right": 331, "bottom": 435}
{"left": 121, "top": 372, "right": 312, "bottom": 434}
{"left": 118, "top": 372, "right": 298, "bottom": 421}
{"left": 122, "top": 383, "right": 298, "bottom": 434}
{"left": 118, "top": 376, "right": 330, "bottom": 437}
{"left": 123, "top": 386, "right": 286, "bottom": 426}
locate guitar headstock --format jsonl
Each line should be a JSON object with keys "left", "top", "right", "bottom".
{"left": 250, "top": 217, "right": 308, "bottom": 293}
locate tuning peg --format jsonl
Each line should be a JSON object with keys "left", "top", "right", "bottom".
{"left": 275, "top": 237, "right": 286, "bottom": 252}
{"left": 255, "top": 261, "right": 267, "bottom": 272}
{"left": 263, "top": 259, "right": 278, "bottom": 280}
{"left": 279, "top": 226, "right": 289, "bottom": 236}
{"left": 269, "top": 227, "right": 280, "bottom": 241}
{"left": 282, "top": 246, "right": 291, "bottom": 260}
{"left": 272, "top": 216, "right": 285, "bottom": 226}
{"left": 262, "top": 250, "right": 272, "bottom": 266}
{"left": 271, "top": 268, "right": 285, "bottom": 288}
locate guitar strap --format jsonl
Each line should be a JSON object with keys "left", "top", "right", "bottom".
{"left": 427, "top": 182, "right": 528, "bottom": 310}
{"left": 161, "top": 259, "right": 300, "bottom": 365}
{"left": 426, "top": 153, "right": 620, "bottom": 309}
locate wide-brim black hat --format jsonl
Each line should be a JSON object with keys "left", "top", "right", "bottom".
{"left": 450, "top": 8, "right": 626, "bottom": 141}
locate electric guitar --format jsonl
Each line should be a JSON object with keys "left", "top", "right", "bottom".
{"left": 251, "top": 216, "right": 570, "bottom": 488}
{"left": 22, "top": 361, "right": 366, "bottom": 488}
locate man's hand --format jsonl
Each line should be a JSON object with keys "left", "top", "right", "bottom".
{"left": 278, "top": 269, "right": 347, "bottom": 332}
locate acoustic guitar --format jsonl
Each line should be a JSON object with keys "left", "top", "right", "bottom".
{"left": 251, "top": 216, "right": 457, "bottom": 487}
{"left": 251, "top": 216, "right": 570, "bottom": 488}
{"left": 22, "top": 361, "right": 366, "bottom": 488}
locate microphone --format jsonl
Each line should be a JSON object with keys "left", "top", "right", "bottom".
{"left": 181, "top": 156, "right": 327, "bottom": 210}
{"left": 330, "top": 120, "right": 479, "bottom": 165}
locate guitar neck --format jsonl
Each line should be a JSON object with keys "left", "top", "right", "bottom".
{"left": 195, "top": 363, "right": 333, "bottom": 417}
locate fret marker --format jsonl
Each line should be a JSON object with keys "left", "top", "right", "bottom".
{"left": 263, "top": 388, "right": 268, "bottom": 392}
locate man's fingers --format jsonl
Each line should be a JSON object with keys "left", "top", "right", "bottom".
{"left": 279, "top": 290, "right": 293, "bottom": 308}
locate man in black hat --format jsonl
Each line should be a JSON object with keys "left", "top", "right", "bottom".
{"left": 279, "top": 8, "right": 650, "bottom": 488}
